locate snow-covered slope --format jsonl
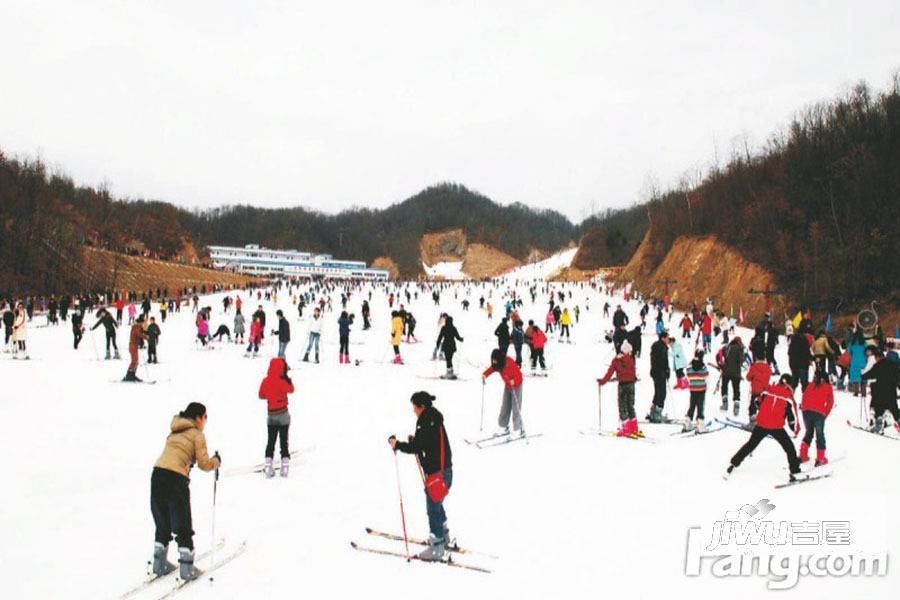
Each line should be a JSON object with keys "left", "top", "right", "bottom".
{"left": 423, "top": 261, "right": 466, "bottom": 280}
{"left": 497, "top": 247, "right": 577, "bottom": 281}
{"left": 1, "top": 282, "right": 896, "bottom": 600}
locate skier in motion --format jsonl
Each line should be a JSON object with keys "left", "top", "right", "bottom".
{"left": 482, "top": 348, "right": 525, "bottom": 437}
{"left": 150, "top": 402, "right": 221, "bottom": 581}
{"left": 435, "top": 315, "right": 463, "bottom": 379}
{"left": 388, "top": 391, "right": 453, "bottom": 561}
{"left": 92, "top": 308, "right": 120, "bottom": 359}
{"left": 725, "top": 374, "right": 802, "bottom": 482}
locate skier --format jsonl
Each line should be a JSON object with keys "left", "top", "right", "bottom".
{"left": 799, "top": 372, "right": 835, "bottom": 465}
{"left": 71, "top": 305, "right": 85, "bottom": 350}
{"left": 597, "top": 340, "right": 641, "bottom": 437}
{"left": 12, "top": 303, "right": 28, "bottom": 358}
{"left": 812, "top": 330, "right": 835, "bottom": 377}
{"left": 529, "top": 325, "right": 548, "bottom": 372}
{"left": 388, "top": 391, "right": 453, "bottom": 560}
{"left": 405, "top": 311, "right": 418, "bottom": 343}
{"left": 510, "top": 320, "right": 525, "bottom": 367}
{"left": 647, "top": 332, "right": 670, "bottom": 422}
{"left": 560, "top": 308, "right": 572, "bottom": 341}
{"left": 258, "top": 357, "right": 295, "bottom": 477}
{"left": 361, "top": 300, "right": 371, "bottom": 330}
{"left": 680, "top": 314, "right": 693, "bottom": 339}
{"left": 698, "top": 311, "right": 713, "bottom": 353}
{"left": 669, "top": 334, "right": 688, "bottom": 389}
{"left": 494, "top": 317, "right": 510, "bottom": 357}
{"left": 246, "top": 316, "right": 263, "bottom": 357}
{"left": 146, "top": 317, "right": 161, "bottom": 364}
{"left": 233, "top": 308, "right": 245, "bottom": 344}
{"left": 788, "top": 330, "right": 813, "bottom": 392}
{"left": 765, "top": 319, "right": 780, "bottom": 374}
{"left": 2, "top": 303, "right": 14, "bottom": 350}
{"left": 724, "top": 374, "right": 802, "bottom": 481}
{"left": 435, "top": 315, "right": 463, "bottom": 379}
{"left": 338, "top": 311, "right": 354, "bottom": 364}
{"left": 302, "top": 307, "right": 322, "bottom": 363}
{"left": 272, "top": 310, "right": 290, "bottom": 358}
{"left": 745, "top": 355, "right": 772, "bottom": 423}
{"left": 92, "top": 308, "right": 120, "bottom": 360}
{"left": 861, "top": 346, "right": 900, "bottom": 433}
{"left": 720, "top": 337, "right": 744, "bottom": 415}
{"left": 390, "top": 310, "right": 404, "bottom": 364}
{"left": 196, "top": 315, "right": 210, "bottom": 347}
{"left": 482, "top": 349, "right": 525, "bottom": 437}
{"left": 150, "top": 402, "right": 221, "bottom": 581}
{"left": 124, "top": 315, "right": 147, "bottom": 381}
{"left": 684, "top": 351, "right": 709, "bottom": 432}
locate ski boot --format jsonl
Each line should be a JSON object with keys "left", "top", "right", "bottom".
{"left": 105, "top": 350, "right": 111, "bottom": 360}
{"left": 442, "top": 523, "right": 456, "bottom": 549}
{"left": 302, "top": 353, "right": 309, "bottom": 362}
{"left": 280, "top": 457, "right": 290, "bottom": 477}
{"left": 695, "top": 419, "right": 706, "bottom": 433}
{"left": 723, "top": 464, "right": 735, "bottom": 480}
{"left": 680, "top": 420, "right": 696, "bottom": 434}
{"left": 628, "top": 419, "right": 645, "bottom": 438}
{"left": 720, "top": 398, "right": 728, "bottom": 412}
{"left": 123, "top": 370, "right": 141, "bottom": 382}
{"left": 815, "top": 448, "right": 828, "bottom": 467}
{"left": 798, "top": 441, "right": 810, "bottom": 463}
{"left": 444, "top": 368, "right": 457, "bottom": 380}
{"left": 114, "top": 349, "right": 121, "bottom": 359}
{"left": 417, "top": 535, "right": 446, "bottom": 562}
{"left": 263, "top": 457, "right": 275, "bottom": 479}
{"left": 872, "top": 417, "right": 885, "bottom": 435}
{"left": 177, "top": 547, "right": 201, "bottom": 581}
{"left": 493, "top": 426, "right": 510, "bottom": 438}
{"left": 732, "top": 401, "right": 740, "bottom": 417}
{"left": 152, "top": 542, "right": 176, "bottom": 576}
{"left": 315, "top": 352, "right": 319, "bottom": 364}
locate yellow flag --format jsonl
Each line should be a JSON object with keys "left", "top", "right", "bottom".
{"left": 792, "top": 311, "right": 803, "bottom": 329}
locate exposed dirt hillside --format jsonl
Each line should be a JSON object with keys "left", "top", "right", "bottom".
{"left": 371, "top": 256, "right": 399, "bottom": 279}
{"left": 462, "top": 244, "right": 520, "bottom": 279}
{"left": 83, "top": 248, "right": 260, "bottom": 295}
{"left": 419, "top": 229, "right": 468, "bottom": 265}
{"left": 620, "top": 233, "right": 785, "bottom": 323}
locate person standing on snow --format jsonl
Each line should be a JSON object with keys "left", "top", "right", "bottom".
{"left": 494, "top": 317, "right": 510, "bottom": 357}
{"left": 724, "top": 374, "right": 802, "bottom": 482}
{"left": 301, "top": 307, "right": 323, "bottom": 363}
{"left": 560, "top": 308, "right": 572, "bottom": 341}
{"left": 389, "top": 392, "right": 453, "bottom": 561}
{"left": 745, "top": 354, "right": 772, "bottom": 423}
{"left": 124, "top": 315, "right": 147, "bottom": 382}
{"left": 721, "top": 337, "right": 745, "bottom": 415}
{"left": 511, "top": 320, "right": 525, "bottom": 367}
{"left": 435, "top": 315, "right": 464, "bottom": 379}
{"left": 647, "top": 332, "right": 670, "bottom": 423}
{"left": 684, "top": 351, "right": 709, "bottom": 431}
{"left": 92, "top": 308, "right": 120, "bottom": 360}
{"left": 788, "top": 330, "right": 813, "bottom": 392}
{"left": 272, "top": 310, "right": 290, "bottom": 358}
{"left": 146, "top": 317, "right": 161, "bottom": 364}
{"left": 71, "top": 305, "right": 85, "bottom": 350}
{"left": 258, "top": 357, "right": 295, "bottom": 477}
{"left": 337, "top": 311, "right": 354, "bottom": 364}
{"left": 390, "top": 310, "right": 404, "bottom": 364}
{"left": 669, "top": 334, "right": 688, "bottom": 389}
{"left": 233, "top": 308, "right": 245, "bottom": 344}
{"left": 12, "top": 303, "right": 28, "bottom": 358}
{"left": 150, "top": 402, "right": 221, "bottom": 581}
{"left": 597, "top": 340, "right": 641, "bottom": 437}
{"left": 529, "top": 325, "right": 548, "bottom": 372}
{"left": 798, "top": 372, "right": 835, "bottom": 466}
{"left": 482, "top": 349, "right": 525, "bottom": 437}
{"left": 861, "top": 346, "right": 900, "bottom": 434}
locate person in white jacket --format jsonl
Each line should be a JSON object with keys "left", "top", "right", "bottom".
{"left": 302, "top": 307, "right": 323, "bottom": 363}
{"left": 12, "top": 303, "right": 28, "bottom": 359}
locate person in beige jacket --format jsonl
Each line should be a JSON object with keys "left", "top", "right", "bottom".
{"left": 150, "top": 402, "right": 220, "bottom": 581}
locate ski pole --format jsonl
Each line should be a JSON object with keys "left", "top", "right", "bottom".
{"left": 479, "top": 380, "right": 486, "bottom": 432}
{"left": 211, "top": 454, "right": 220, "bottom": 569}
{"left": 392, "top": 449, "right": 411, "bottom": 561}
{"left": 597, "top": 379, "right": 602, "bottom": 432}
{"left": 511, "top": 386, "right": 527, "bottom": 442}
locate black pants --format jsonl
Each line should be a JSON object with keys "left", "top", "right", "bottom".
{"left": 561, "top": 325, "right": 570, "bottom": 338}
{"left": 498, "top": 342, "right": 509, "bottom": 357}
{"left": 730, "top": 427, "right": 800, "bottom": 474}
{"left": 265, "top": 425, "right": 290, "bottom": 458}
{"left": 652, "top": 374, "right": 667, "bottom": 408}
{"left": 444, "top": 348, "right": 455, "bottom": 370}
{"left": 339, "top": 335, "right": 349, "bottom": 355}
{"left": 530, "top": 348, "right": 545, "bottom": 369}
{"left": 871, "top": 390, "right": 900, "bottom": 422}
{"left": 106, "top": 332, "right": 117, "bottom": 351}
{"left": 722, "top": 374, "right": 740, "bottom": 402}
{"left": 687, "top": 391, "right": 705, "bottom": 420}
{"left": 790, "top": 364, "right": 809, "bottom": 392}
{"left": 513, "top": 343, "right": 523, "bottom": 367}
{"left": 148, "top": 341, "right": 158, "bottom": 363}
{"left": 150, "top": 468, "right": 194, "bottom": 549}
{"left": 73, "top": 329, "right": 82, "bottom": 349}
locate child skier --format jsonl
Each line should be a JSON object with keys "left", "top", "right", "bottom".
{"left": 258, "top": 357, "right": 295, "bottom": 477}
{"left": 482, "top": 349, "right": 525, "bottom": 437}
{"left": 246, "top": 316, "right": 263, "bottom": 357}
{"left": 799, "top": 372, "right": 835, "bottom": 465}
{"left": 146, "top": 317, "right": 161, "bottom": 364}
{"left": 685, "top": 351, "right": 709, "bottom": 432}
{"left": 597, "top": 340, "right": 641, "bottom": 437}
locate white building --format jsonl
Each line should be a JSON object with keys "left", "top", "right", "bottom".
{"left": 208, "top": 244, "right": 390, "bottom": 280}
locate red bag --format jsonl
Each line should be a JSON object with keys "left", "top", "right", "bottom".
{"left": 424, "top": 426, "right": 449, "bottom": 503}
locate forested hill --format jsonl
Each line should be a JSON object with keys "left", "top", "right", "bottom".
{"left": 0, "top": 159, "right": 577, "bottom": 292}
{"left": 180, "top": 184, "right": 576, "bottom": 277}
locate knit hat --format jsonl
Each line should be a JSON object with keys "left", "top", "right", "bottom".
{"left": 621, "top": 341, "right": 633, "bottom": 354}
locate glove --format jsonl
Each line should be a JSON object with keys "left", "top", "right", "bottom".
{"left": 213, "top": 451, "right": 222, "bottom": 467}
{"left": 283, "top": 375, "right": 293, "bottom": 385}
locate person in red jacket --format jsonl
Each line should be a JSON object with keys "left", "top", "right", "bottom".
{"left": 745, "top": 357, "right": 772, "bottom": 423}
{"left": 680, "top": 314, "right": 693, "bottom": 339}
{"left": 598, "top": 340, "right": 641, "bottom": 437}
{"left": 799, "top": 372, "right": 835, "bottom": 466}
{"left": 530, "top": 326, "right": 548, "bottom": 372}
{"left": 482, "top": 349, "right": 525, "bottom": 437}
{"left": 698, "top": 313, "right": 713, "bottom": 352}
{"left": 258, "top": 357, "right": 295, "bottom": 477}
{"left": 725, "top": 374, "right": 802, "bottom": 481}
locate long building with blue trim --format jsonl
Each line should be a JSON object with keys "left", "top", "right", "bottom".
{"left": 208, "top": 244, "right": 389, "bottom": 280}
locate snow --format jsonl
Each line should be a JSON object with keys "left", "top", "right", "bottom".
{"left": 1, "top": 282, "right": 897, "bottom": 600}
{"left": 423, "top": 261, "right": 466, "bottom": 280}
{"left": 498, "top": 247, "right": 578, "bottom": 281}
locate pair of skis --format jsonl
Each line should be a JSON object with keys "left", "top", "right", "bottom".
{"left": 464, "top": 432, "right": 543, "bottom": 449}
{"left": 846, "top": 419, "right": 900, "bottom": 441}
{"left": 220, "top": 447, "right": 315, "bottom": 478}
{"left": 351, "top": 528, "right": 493, "bottom": 573}
{"left": 118, "top": 538, "right": 246, "bottom": 600}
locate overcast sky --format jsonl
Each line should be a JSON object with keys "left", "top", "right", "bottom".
{"left": 2, "top": 1, "right": 898, "bottom": 223}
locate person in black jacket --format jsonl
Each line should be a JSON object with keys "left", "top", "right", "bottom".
{"left": 92, "top": 309, "right": 120, "bottom": 359}
{"left": 788, "top": 332, "right": 812, "bottom": 392}
{"left": 647, "top": 332, "right": 671, "bottom": 422}
{"left": 272, "top": 310, "right": 290, "bottom": 358}
{"left": 146, "top": 317, "right": 162, "bottom": 363}
{"left": 71, "top": 307, "right": 85, "bottom": 349}
{"left": 861, "top": 347, "right": 900, "bottom": 433}
{"left": 765, "top": 320, "right": 780, "bottom": 375}
{"left": 436, "top": 316, "right": 464, "bottom": 379}
{"left": 494, "top": 317, "right": 510, "bottom": 357}
{"left": 612, "top": 305, "right": 629, "bottom": 329}
{"left": 389, "top": 392, "right": 453, "bottom": 561}
{"left": 721, "top": 337, "right": 745, "bottom": 415}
